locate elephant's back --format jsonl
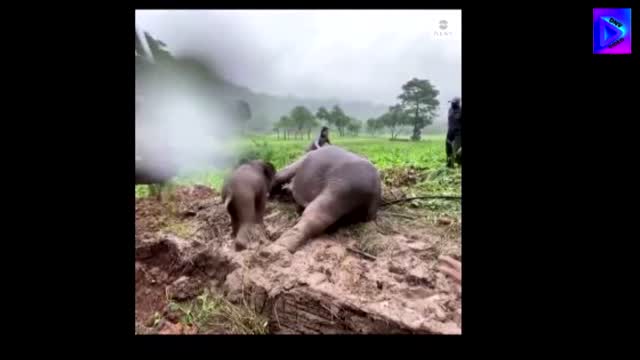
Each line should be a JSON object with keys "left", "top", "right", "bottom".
{"left": 292, "top": 146, "right": 379, "bottom": 205}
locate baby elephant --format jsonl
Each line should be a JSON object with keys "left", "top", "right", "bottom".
{"left": 267, "top": 145, "right": 381, "bottom": 254}
{"left": 222, "top": 160, "right": 276, "bottom": 250}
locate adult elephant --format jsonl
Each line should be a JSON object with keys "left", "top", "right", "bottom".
{"left": 266, "top": 145, "right": 382, "bottom": 254}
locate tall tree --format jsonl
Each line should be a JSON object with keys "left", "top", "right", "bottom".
{"left": 305, "top": 117, "right": 320, "bottom": 139}
{"left": 366, "top": 118, "right": 378, "bottom": 136}
{"left": 273, "top": 118, "right": 283, "bottom": 139}
{"left": 397, "top": 78, "right": 440, "bottom": 141}
{"left": 316, "top": 106, "right": 330, "bottom": 124}
{"left": 381, "top": 105, "right": 406, "bottom": 140}
{"left": 290, "top": 106, "right": 314, "bottom": 140}
{"left": 330, "top": 105, "right": 350, "bottom": 137}
{"left": 143, "top": 32, "right": 174, "bottom": 62}
{"left": 374, "top": 118, "right": 385, "bottom": 134}
{"left": 347, "top": 119, "right": 362, "bottom": 137}
{"left": 277, "top": 116, "right": 293, "bottom": 140}
{"left": 284, "top": 116, "right": 295, "bottom": 140}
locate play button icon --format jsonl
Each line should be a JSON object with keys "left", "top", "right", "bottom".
{"left": 593, "top": 8, "right": 632, "bottom": 55}
{"left": 599, "top": 16, "right": 624, "bottom": 47}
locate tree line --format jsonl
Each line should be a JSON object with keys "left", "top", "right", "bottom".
{"left": 274, "top": 78, "right": 440, "bottom": 141}
{"left": 273, "top": 105, "right": 363, "bottom": 140}
{"left": 137, "top": 30, "right": 441, "bottom": 141}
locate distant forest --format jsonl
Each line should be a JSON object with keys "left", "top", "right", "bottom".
{"left": 136, "top": 30, "right": 447, "bottom": 136}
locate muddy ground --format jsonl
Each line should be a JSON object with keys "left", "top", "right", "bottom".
{"left": 135, "top": 180, "right": 461, "bottom": 335}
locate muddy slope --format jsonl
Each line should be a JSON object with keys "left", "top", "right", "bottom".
{"left": 135, "top": 185, "right": 461, "bottom": 334}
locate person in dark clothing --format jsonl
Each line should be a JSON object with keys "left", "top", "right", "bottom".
{"left": 307, "top": 126, "right": 331, "bottom": 152}
{"left": 446, "top": 97, "right": 462, "bottom": 168}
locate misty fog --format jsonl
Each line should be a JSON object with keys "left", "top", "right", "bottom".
{"left": 135, "top": 10, "right": 461, "bottom": 122}
{"left": 135, "top": 10, "right": 461, "bottom": 181}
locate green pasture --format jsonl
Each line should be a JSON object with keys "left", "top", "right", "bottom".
{"left": 135, "top": 134, "right": 460, "bottom": 199}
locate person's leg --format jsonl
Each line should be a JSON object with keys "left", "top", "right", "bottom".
{"left": 452, "top": 134, "right": 462, "bottom": 165}
{"left": 446, "top": 132, "right": 454, "bottom": 168}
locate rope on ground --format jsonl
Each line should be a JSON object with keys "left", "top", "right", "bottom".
{"left": 346, "top": 246, "right": 377, "bottom": 261}
{"left": 381, "top": 195, "right": 461, "bottom": 207}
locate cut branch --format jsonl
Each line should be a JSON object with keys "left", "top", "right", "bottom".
{"left": 346, "top": 246, "right": 378, "bottom": 261}
{"left": 381, "top": 195, "right": 461, "bottom": 207}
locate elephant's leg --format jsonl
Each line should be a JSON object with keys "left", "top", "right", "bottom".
{"left": 224, "top": 194, "right": 240, "bottom": 238}
{"left": 230, "top": 192, "right": 256, "bottom": 251}
{"left": 230, "top": 207, "right": 240, "bottom": 238}
{"left": 253, "top": 191, "right": 270, "bottom": 244}
{"left": 271, "top": 152, "right": 310, "bottom": 192}
{"left": 275, "top": 190, "right": 349, "bottom": 252}
{"left": 255, "top": 190, "right": 267, "bottom": 224}
{"left": 366, "top": 201, "right": 379, "bottom": 222}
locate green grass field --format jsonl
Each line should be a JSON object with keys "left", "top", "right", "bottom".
{"left": 135, "top": 134, "right": 460, "bottom": 199}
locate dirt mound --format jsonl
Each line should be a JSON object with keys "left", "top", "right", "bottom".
{"left": 135, "top": 232, "right": 240, "bottom": 327}
{"left": 135, "top": 185, "right": 461, "bottom": 334}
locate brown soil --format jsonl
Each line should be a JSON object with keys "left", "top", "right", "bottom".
{"left": 135, "top": 184, "right": 461, "bottom": 335}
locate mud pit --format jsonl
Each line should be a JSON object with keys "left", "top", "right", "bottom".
{"left": 135, "top": 185, "right": 461, "bottom": 335}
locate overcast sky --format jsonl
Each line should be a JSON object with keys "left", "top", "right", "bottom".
{"left": 136, "top": 10, "right": 461, "bottom": 110}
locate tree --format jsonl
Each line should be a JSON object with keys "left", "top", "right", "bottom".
{"left": 316, "top": 106, "right": 330, "bottom": 124}
{"left": 276, "top": 115, "right": 293, "bottom": 140}
{"left": 374, "top": 118, "right": 385, "bottom": 135}
{"left": 305, "top": 117, "right": 320, "bottom": 140}
{"left": 347, "top": 119, "right": 362, "bottom": 137}
{"left": 397, "top": 78, "right": 440, "bottom": 141}
{"left": 284, "top": 116, "right": 295, "bottom": 140}
{"left": 290, "top": 106, "right": 314, "bottom": 140}
{"left": 366, "top": 118, "right": 376, "bottom": 136}
{"left": 330, "top": 105, "right": 350, "bottom": 137}
{"left": 366, "top": 118, "right": 383, "bottom": 136}
{"left": 273, "top": 118, "right": 283, "bottom": 139}
{"left": 381, "top": 105, "right": 406, "bottom": 140}
{"left": 235, "top": 100, "right": 252, "bottom": 134}
{"left": 142, "top": 32, "right": 174, "bottom": 62}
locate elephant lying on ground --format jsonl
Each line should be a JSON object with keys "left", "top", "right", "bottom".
{"left": 267, "top": 145, "right": 381, "bottom": 254}
{"left": 222, "top": 160, "right": 276, "bottom": 250}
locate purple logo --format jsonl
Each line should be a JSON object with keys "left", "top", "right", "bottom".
{"left": 593, "top": 8, "right": 632, "bottom": 54}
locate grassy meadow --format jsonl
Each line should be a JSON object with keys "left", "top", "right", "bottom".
{"left": 135, "top": 134, "right": 460, "bottom": 200}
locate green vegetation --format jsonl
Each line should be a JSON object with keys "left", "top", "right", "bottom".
{"left": 168, "top": 290, "right": 269, "bottom": 334}
{"left": 136, "top": 135, "right": 461, "bottom": 200}
{"left": 243, "top": 134, "right": 452, "bottom": 170}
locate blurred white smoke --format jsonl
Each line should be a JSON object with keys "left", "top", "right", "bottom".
{"left": 135, "top": 59, "right": 241, "bottom": 181}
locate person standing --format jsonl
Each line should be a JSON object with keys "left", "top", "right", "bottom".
{"left": 446, "top": 97, "right": 462, "bottom": 168}
{"left": 307, "top": 126, "right": 331, "bottom": 152}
